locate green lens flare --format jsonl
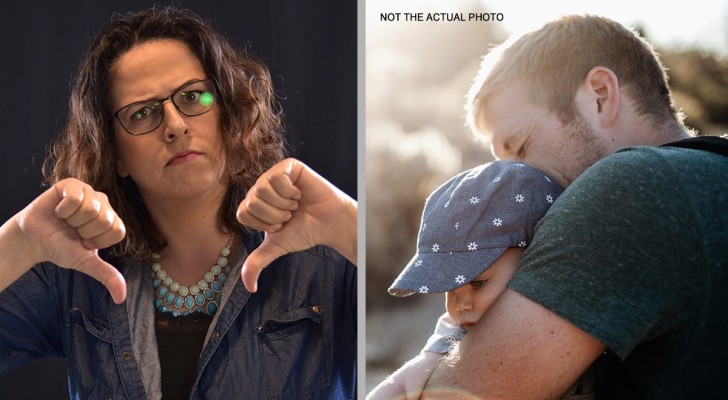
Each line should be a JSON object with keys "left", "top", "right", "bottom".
{"left": 199, "top": 92, "right": 214, "bottom": 107}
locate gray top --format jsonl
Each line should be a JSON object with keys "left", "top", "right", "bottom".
{"left": 511, "top": 146, "right": 728, "bottom": 398}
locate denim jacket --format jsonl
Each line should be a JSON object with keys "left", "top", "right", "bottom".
{"left": 0, "top": 232, "right": 357, "bottom": 399}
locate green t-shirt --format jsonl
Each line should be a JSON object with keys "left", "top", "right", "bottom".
{"left": 510, "top": 145, "right": 728, "bottom": 399}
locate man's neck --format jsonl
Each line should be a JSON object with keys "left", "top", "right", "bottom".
{"left": 645, "top": 122, "right": 693, "bottom": 146}
{"left": 617, "top": 120, "right": 692, "bottom": 150}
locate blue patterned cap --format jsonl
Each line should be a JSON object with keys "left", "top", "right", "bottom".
{"left": 388, "top": 160, "right": 563, "bottom": 296}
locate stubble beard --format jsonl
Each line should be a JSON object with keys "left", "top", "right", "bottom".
{"left": 562, "top": 114, "right": 611, "bottom": 185}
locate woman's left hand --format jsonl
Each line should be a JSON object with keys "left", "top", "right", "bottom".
{"left": 236, "top": 158, "right": 356, "bottom": 292}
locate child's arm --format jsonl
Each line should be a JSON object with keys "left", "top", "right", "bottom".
{"left": 368, "top": 314, "right": 466, "bottom": 400}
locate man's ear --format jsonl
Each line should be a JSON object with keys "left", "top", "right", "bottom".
{"left": 582, "top": 66, "right": 620, "bottom": 128}
{"left": 116, "top": 159, "right": 129, "bottom": 178}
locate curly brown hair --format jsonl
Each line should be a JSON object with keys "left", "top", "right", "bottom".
{"left": 43, "top": 6, "right": 286, "bottom": 260}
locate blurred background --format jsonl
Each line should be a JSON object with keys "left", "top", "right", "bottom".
{"left": 365, "top": 0, "right": 728, "bottom": 393}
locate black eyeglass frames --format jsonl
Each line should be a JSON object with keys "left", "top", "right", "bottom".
{"left": 113, "top": 79, "right": 217, "bottom": 135}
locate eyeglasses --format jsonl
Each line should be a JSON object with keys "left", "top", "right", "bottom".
{"left": 113, "top": 79, "right": 217, "bottom": 135}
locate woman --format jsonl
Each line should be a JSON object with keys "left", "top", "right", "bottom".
{"left": 0, "top": 7, "right": 356, "bottom": 399}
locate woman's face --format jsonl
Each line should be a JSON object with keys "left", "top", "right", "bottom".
{"left": 110, "top": 39, "right": 226, "bottom": 205}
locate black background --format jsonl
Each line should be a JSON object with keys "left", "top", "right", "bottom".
{"left": 0, "top": 0, "right": 356, "bottom": 397}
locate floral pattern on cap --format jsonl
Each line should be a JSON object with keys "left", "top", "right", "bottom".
{"left": 388, "top": 160, "right": 564, "bottom": 297}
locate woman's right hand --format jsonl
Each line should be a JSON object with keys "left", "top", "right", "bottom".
{"left": 0, "top": 178, "right": 127, "bottom": 303}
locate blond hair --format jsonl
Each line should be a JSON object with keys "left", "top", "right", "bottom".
{"left": 466, "top": 15, "right": 682, "bottom": 135}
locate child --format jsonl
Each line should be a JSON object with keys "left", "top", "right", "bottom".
{"left": 368, "top": 160, "right": 573, "bottom": 399}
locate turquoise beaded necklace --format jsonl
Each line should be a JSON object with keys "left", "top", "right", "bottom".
{"left": 151, "top": 233, "right": 234, "bottom": 317}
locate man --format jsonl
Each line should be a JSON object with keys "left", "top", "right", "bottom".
{"left": 422, "top": 15, "right": 728, "bottom": 399}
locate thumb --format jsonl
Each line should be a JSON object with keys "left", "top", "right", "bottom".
{"left": 241, "top": 239, "right": 285, "bottom": 293}
{"left": 74, "top": 252, "right": 127, "bottom": 304}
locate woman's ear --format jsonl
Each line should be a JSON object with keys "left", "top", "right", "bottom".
{"left": 582, "top": 66, "right": 620, "bottom": 128}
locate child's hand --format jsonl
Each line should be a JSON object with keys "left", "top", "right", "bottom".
{"left": 367, "top": 351, "right": 443, "bottom": 400}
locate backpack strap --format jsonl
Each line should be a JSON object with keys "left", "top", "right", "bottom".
{"left": 661, "top": 135, "right": 728, "bottom": 157}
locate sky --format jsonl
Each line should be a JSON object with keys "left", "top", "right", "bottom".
{"left": 366, "top": 0, "right": 728, "bottom": 54}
